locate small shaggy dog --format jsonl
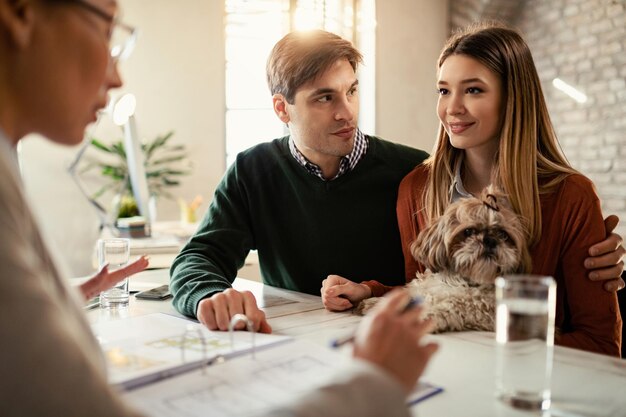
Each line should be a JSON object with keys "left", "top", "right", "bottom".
{"left": 356, "top": 188, "right": 530, "bottom": 332}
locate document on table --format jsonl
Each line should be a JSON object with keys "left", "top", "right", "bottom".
{"left": 91, "top": 313, "right": 291, "bottom": 390}
{"left": 234, "top": 280, "right": 323, "bottom": 319}
{"left": 123, "top": 339, "right": 443, "bottom": 417}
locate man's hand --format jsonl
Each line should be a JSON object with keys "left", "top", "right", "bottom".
{"left": 196, "top": 288, "right": 272, "bottom": 333}
{"left": 321, "top": 275, "right": 372, "bottom": 311}
{"left": 79, "top": 255, "right": 149, "bottom": 301}
{"left": 585, "top": 215, "right": 625, "bottom": 292}
{"left": 353, "top": 290, "right": 439, "bottom": 393}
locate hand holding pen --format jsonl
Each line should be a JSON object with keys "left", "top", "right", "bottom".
{"left": 345, "top": 291, "right": 439, "bottom": 393}
{"left": 331, "top": 295, "right": 424, "bottom": 348}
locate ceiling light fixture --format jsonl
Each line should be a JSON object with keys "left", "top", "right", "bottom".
{"left": 552, "top": 78, "right": 588, "bottom": 104}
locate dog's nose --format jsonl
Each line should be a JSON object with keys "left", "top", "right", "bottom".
{"left": 484, "top": 236, "right": 498, "bottom": 250}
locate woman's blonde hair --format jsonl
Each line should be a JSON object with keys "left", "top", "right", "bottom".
{"left": 424, "top": 22, "right": 577, "bottom": 246}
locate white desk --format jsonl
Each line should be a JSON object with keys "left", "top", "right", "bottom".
{"left": 98, "top": 221, "right": 195, "bottom": 269}
{"left": 87, "top": 270, "right": 626, "bottom": 417}
{"left": 103, "top": 221, "right": 263, "bottom": 280}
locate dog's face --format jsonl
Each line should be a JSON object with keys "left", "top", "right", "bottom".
{"left": 411, "top": 188, "right": 530, "bottom": 285}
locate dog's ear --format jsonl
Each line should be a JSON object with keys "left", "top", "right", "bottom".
{"left": 495, "top": 190, "right": 532, "bottom": 274}
{"left": 410, "top": 210, "right": 455, "bottom": 272}
{"left": 516, "top": 237, "right": 533, "bottom": 273}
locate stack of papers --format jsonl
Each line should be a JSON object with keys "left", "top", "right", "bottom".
{"left": 128, "top": 234, "right": 183, "bottom": 255}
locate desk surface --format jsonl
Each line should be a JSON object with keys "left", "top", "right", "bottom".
{"left": 102, "top": 222, "right": 262, "bottom": 278}
{"left": 87, "top": 269, "right": 626, "bottom": 417}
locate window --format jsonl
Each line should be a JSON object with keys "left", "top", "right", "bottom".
{"left": 224, "top": 0, "right": 376, "bottom": 166}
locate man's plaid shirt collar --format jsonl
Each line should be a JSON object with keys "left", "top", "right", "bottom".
{"left": 288, "top": 128, "right": 369, "bottom": 181}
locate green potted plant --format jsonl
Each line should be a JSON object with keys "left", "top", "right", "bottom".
{"left": 84, "top": 130, "right": 191, "bottom": 220}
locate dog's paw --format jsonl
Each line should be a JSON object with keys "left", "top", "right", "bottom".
{"left": 353, "top": 297, "right": 380, "bottom": 316}
{"left": 423, "top": 308, "right": 456, "bottom": 333}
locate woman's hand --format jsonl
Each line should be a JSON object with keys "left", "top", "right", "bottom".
{"left": 353, "top": 290, "right": 439, "bottom": 392}
{"left": 79, "top": 255, "right": 149, "bottom": 301}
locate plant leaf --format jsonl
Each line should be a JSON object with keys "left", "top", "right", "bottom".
{"left": 84, "top": 130, "right": 189, "bottom": 201}
{"left": 145, "top": 131, "right": 174, "bottom": 159}
{"left": 91, "top": 181, "right": 120, "bottom": 199}
{"left": 90, "top": 138, "right": 114, "bottom": 153}
{"left": 111, "top": 141, "right": 127, "bottom": 158}
{"left": 149, "top": 155, "right": 188, "bottom": 165}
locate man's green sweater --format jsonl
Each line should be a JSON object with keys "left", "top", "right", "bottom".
{"left": 170, "top": 136, "right": 428, "bottom": 317}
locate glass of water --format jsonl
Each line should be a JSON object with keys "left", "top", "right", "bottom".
{"left": 495, "top": 274, "right": 556, "bottom": 411}
{"left": 97, "top": 238, "right": 131, "bottom": 309}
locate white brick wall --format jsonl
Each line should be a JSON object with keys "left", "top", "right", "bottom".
{"left": 450, "top": 0, "right": 626, "bottom": 239}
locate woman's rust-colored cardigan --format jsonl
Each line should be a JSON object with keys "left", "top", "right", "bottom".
{"left": 364, "top": 164, "right": 622, "bottom": 357}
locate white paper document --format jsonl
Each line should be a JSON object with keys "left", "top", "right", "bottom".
{"left": 91, "top": 313, "right": 291, "bottom": 390}
{"left": 123, "top": 339, "right": 443, "bottom": 417}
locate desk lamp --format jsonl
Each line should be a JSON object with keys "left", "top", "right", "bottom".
{"left": 112, "top": 93, "right": 153, "bottom": 234}
{"left": 68, "top": 93, "right": 153, "bottom": 236}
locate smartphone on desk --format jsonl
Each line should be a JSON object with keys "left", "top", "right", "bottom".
{"left": 135, "top": 285, "right": 172, "bottom": 300}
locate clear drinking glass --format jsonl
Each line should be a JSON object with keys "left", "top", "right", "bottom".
{"left": 97, "top": 238, "right": 131, "bottom": 308}
{"left": 495, "top": 274, "right": 557, "bottom": 411}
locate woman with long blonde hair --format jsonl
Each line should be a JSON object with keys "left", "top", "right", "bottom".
{"left": 395, "top": 23, "right": 621, "bottom": 356}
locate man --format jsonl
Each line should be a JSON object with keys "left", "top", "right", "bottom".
{"left": 170, "top": 30, "right": 624, "bottom": 333}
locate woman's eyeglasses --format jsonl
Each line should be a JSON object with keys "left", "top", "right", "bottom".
{"left": 60, "top": 0, "right": 137, "bottom": 62}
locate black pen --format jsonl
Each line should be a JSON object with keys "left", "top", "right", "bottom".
{"left": 330, "top": 295, "right": 423, "bottom": 348}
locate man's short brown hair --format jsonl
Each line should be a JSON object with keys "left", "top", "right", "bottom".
{"left": 266, "top": 30, "right": 363, "bottom": 104}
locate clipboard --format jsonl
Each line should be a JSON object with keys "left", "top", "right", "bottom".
{"left": 122, "top": 336, "right": 443, "bottom": 417}
{"left": 94, "top": 313, "right": 443, "bottom": 415}
{"left": 91, "top": 313, "right": 291, "bottom": 390}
